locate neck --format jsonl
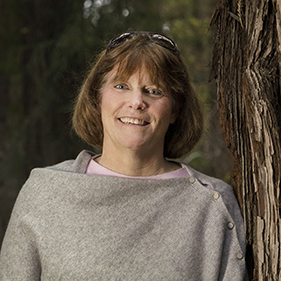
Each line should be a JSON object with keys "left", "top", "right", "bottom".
{"left": 96, "top": 148, "right": 179, "bottom": 177}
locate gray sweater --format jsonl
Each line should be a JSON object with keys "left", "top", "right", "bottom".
{"left": 0, "top": 151, "right": 247, "bottom": 280}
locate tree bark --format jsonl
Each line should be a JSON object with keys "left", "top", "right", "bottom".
{"left": 211, "top": 0, "right": 281, "bottom": 280}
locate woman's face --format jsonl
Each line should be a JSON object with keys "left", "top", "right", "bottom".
{"left": 100, "top": 66, "right": 176, "bottom": 156}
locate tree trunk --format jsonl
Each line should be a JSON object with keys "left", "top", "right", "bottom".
{"left": 211, "top": 0, "right": 281, "bottom": 280}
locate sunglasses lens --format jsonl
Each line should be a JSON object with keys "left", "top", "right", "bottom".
{"left": 107, "top": 32, "right": 136, "bottom": 50}
{"left": 107, "top": 31, "right": 179, "bottom": 54}
{"left": 150, "top": 34, "right": 178, "bottom": 52}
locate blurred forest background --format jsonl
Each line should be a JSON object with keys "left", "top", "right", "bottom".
{"left": 0, "top": 0, "right": 233, "bottom": 245}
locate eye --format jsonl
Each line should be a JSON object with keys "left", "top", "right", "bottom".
{"left": 114, "top": 83, "right": 128, "bottom": 90}
{"left": 146, "top": 88, "right": 163, "bottom": 96}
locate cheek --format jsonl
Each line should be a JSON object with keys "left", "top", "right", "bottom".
{"left": 99, "top": 89, "right": 120, "bottom": 120}
{"left": 162, "top": 99, "right": 176, "bottom": 123}
{"left": 152, "top": 102, "right": 174, "bottom": 127}
{"left": 99, "top": 89, "right": 111, "bottom": 113}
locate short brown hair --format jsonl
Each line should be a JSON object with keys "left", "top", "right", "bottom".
{"left": 73, "top": 32, "right": 203, "bottom": 159}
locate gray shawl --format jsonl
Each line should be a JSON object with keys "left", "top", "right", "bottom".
{"left": 0, "top": 150, "right": 247, "bottom": 280}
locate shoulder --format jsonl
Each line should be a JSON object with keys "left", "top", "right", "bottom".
{"left": 186, "top": 164, "right": 242, "bottom": 218}
{"left": 46, "top": 150, "right": 94, "bottom": 173}
{"left": 183, "top": 164, "right": 237, "bottom": 203}
{"left": 12, "top": 151, "right": 94, "bottom": 212}
{"left": 183, "top": 163, "right": 246, "bottom": 249}
{"left": 19, "top": 150, "right": 93, "bottom": 191}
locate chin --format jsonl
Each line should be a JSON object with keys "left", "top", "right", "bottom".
{"left": 122, "top": 143, "right": 146, "bottom": 151}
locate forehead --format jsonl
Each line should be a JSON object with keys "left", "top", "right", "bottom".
{"left": 106, "top": 62, "right": 167, "bottom": 92}
{"left": 107, "top": 64, "right": 153, "bottom": 83}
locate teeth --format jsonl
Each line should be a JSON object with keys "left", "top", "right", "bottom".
{"left": 120, "top": 117, "right": 147, "bottom": 126}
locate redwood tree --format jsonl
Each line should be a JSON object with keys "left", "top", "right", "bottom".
{"left": 211, "top": 0, "right": 281, "bottom": 279}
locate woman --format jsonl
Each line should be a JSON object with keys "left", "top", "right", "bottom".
{"left": 0, "top": 31, "right": 247, "bottom": 280}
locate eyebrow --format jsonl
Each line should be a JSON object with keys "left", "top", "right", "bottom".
{"left": 104, "top": 67, "right": 165, "bottom": 91}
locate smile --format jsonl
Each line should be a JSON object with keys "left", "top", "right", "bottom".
{"left": 119, "top": 117, "right": 149, "bottom": 126}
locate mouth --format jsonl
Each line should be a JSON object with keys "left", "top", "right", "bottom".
{"left": 119, "top": 117, "right": 149, "bottom": 126}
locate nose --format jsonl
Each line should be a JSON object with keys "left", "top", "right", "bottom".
{"left": 128, "top": 90, "right": 147, "bottom": 110}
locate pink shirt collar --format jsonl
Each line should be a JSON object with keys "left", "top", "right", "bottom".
{"left": 86, "top": 155, "right": 189, "bottom": 180}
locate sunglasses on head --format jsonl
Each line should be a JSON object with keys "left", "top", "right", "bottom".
{"left": 106, "top": 31, "right": 180, "bottom": 55}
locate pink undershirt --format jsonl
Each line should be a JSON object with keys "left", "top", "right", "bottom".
{"left": 86, "top": 155, "right": 189, "bottom": 179}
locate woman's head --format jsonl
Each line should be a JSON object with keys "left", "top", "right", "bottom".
{"left": 73, "top": 31, "right": 203, "bottom": 159}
